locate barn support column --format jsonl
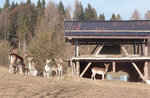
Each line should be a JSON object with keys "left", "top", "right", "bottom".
{"left": 75, "top": 39, "right": 80, "bottom": 77}
{"left": 140, "top": 41, "right": 144, "bottom": 55}
{"left": 76, "top": 61, "right": 80, "bottom": 77}
{"left": 80, "top": 43, "right": 105, "bottom": 77}
{"left": 144, "top": 39, "right": 148, "bottom": 80}
{"left": 133, "top": 42, "right": 136, "bottom": 54}
{"left": 112, "top": 62, "right": 116, "bottom": 72}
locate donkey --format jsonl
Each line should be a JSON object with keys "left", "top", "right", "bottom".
{"left": 9, "top": 53, "right": 26, "bottom": 75}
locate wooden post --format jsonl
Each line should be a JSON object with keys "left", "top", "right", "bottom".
{"left": 137, "top": 42, "right": 139, "bottom": 54}
{"left": 140, "top": 41, "right": 144, "bottom": 55}
{"left": 133, "top": 42, "right": 136, "bottom": 54}
{"left": 144, "top": 39, "right": 148, "bottom": 80}
{"left": 76, "top": 61, "right": 80, "bottom": 77}
{"left": 70, "top": 59, "right": 74, "bottom": 75}
{"left": 144, "top": 61, "right": 148, "bottom": 80}
{"left": 80, "top": 44, "right": 104, "bottom": 77}
{"left": 132, "top": 62, "right": 146, "bottom": 81}
{"left": 112, "top": 62, "right": 116, "bottom": 72}
{"left": 75, "top": 39, "right": 79, "bottom": 57}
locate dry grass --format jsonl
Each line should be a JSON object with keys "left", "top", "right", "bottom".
{"left": 0, "top": 66, "right": 150, "bottom": 98}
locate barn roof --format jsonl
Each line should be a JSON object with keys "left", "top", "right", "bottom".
{"left": 64, "top": 20, "right": 150, "bottom": 37}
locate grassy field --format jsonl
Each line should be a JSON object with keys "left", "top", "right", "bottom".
{"left": 0, "top": 66, "right": 150, "bottom": 98}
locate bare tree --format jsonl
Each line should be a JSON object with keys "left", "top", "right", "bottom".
{"left": 130, "top": 9, "right": 140, "bottom": 20}
{"left": 145, "top": 10, "right": 150, "bottom": 19}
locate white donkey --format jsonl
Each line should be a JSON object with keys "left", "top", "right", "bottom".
{"left": 43, "top": 59, "right": 51, "bottom": 77}
{"left": 28, "top": 57, "right": 38, "bottom": 76}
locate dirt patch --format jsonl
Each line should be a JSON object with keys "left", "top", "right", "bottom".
{"left": 0, "top": 66, "right": 150, "bottom": 98}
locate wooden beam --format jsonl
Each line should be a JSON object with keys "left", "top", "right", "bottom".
{"left": 112, "top": 62, "right": 116, "bottom": 72}
{"left": 80, "top": 44, "right": 105, "bottom": 77}
{"left": 95, "top": 43, "right": 104, "bottom": 55}
{"left": 80, "top": 62, "right": 92, "bottom": 77}
{"left": 132, "top": 62, "right": 146, "bottom": 82}
{"left": 121, "top": 45, "right": 128, "bottom": 55}
{"left": 91, "top": 44, "right": 99, "bottom": 54}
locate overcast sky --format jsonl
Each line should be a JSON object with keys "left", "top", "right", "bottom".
{"left": 0, "top": 0, "right": 150, "bottom": 20}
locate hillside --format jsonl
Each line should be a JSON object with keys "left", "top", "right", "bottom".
{"left": 0, "top": 66, "right": 150, "bottom": 98}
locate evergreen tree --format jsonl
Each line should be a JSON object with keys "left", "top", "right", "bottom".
{"left": 42, "top": 0, "right": 45, "bottom": 10}
{"left": 10, "top": 1, "right": 16, "bottom": 10}
{"left": 84, "top": 4, "right": 98, "bottom": 21}
{"left": 99, "top": 13, "right": 105, "bottom": 21}
{"left": 116, "top": 14, "right": 122, "bottom": 20}
{"left": 73, "top": 0, "right": 84, "bottom": 21}
{"left": 36, "top": 0, "right": 42, "bottom": 13}
{"left": 65, "top": 7, "right": 71, "bottom": 21}
{"left": 27, "top": 0, "right": 31, "bottom": 4}
{"left": 110, "top": 13, "right": 116, "bottom": 21}
{"left": 58, "top": 1, "right": 65, "bottom": 21}
{"left": 0, "top": 8, "right": 2, "bottom": 13}
{"left": 3, "top": 0, "right": 10, "bottom": 9}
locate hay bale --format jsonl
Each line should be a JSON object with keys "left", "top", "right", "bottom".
{"left": 106, "top": 71, "right": 129, "bottom": 81}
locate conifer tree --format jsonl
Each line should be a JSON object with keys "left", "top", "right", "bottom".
{"left": 99, "top": 13, "right": 105, "bottom": 21}
{"left": 65, "top": 7, "right": 71, "bottom": 21}
{"left": 84, "top": 4, "right": 98, "bottom": 21}
{"left": 27, "top": 0, "right": 31, "bottom": 4}
{"left": 10, "top": 1, "right": 16, "bottom": 10}
{"left": 73, "top": 0, "right": 84, "bottom": 21}
{"left": 116, "top": 14, "right": 122, "bottom": 20}
{"left": 3, "top": 0, "right": 10, "bottom": 9}
{"left": 110, "top": 13, "right": 116, "bottom": 21}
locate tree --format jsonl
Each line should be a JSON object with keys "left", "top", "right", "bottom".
{"left": 27, "top": 0, "right": 31, "bottom": 4}
{"left": 3, "top": 0, "right": 10, "bottom": 9}
{"left": 145, "top": 10, "right": 150, "bottom": 19}
{"left": 10, "top": 1, "right": 16, "bottom": 10}
{"left": 0, "top": 39, "right": 12, "bottom": 65}
{"left": 99, "top": 13, "right": 105, "bottom": 21}
{"left": 84, "top": 4, "right": 98, "bottom": 21}
{"left": 110, "top": 13, "right": 116, "bottom": 21}
{"left": 36, "top": 0, "right": 42, "bottom": 13}
{"left": 58, "top": 1, "right": 65, "bottom": 21}
{"left": 73, "top": 0, "right": 84, "bottom": 21}
{"left": 130, "top": 9, "right": 140, "bottom": 20}
{"left": 65, "top": 6, "right": 71, "bottom": 21}
{"left": 28, "top": 1, "right": 66, "bottom": 73}
{"left": 0, "top": 9, "right": 10, "bottom": 40}
{"left": 41, "top": 0, "right": 45, "bottom": 12}
{"left": 116, "top": 14, "right": 122, "bottom": 20}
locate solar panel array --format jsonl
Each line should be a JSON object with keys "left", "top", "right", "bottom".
{"left": 65, "top": 20, "right": 150, "bottom": 36}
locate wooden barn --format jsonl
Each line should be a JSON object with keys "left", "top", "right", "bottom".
{"left": 64, "top": 20, "right": 150, "bottom": 82}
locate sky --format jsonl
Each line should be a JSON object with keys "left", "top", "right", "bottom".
{"left": 0, "top": 0, "right": 150, "bottom": 20}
